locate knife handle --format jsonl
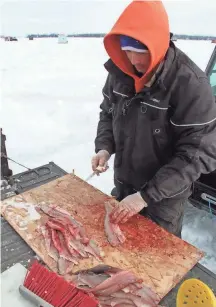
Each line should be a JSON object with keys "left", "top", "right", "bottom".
{"left": 19, "top": 285, "right": 54, "bottom": 307}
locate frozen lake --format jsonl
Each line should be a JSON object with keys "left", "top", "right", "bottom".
{"left": 1, "top": 37, "right": 215, "bottom": 274}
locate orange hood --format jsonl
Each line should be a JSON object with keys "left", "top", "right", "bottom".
{"left": 103, "top": 0, "right": 170, "bottom": 93}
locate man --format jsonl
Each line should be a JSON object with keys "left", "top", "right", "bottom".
{"left": 91, "top": 0, "right": 216, "bottom": 237}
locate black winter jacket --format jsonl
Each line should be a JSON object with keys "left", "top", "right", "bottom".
{"left": 95, "top": 43, "right": 216, "bottom": 203}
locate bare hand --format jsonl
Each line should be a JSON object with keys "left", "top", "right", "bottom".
{"left": 109, "top": 192, "right": 148, "bottom": 224}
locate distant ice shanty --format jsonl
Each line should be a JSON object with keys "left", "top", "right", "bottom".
{"left": 58, "top": 34, "right": 68, "bottom": 44}
{"left": 4, "top": 36, "right": 18, "bottom": 41}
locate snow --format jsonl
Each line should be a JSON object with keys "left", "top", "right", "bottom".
{"left": 182, "top": 203, "right": 216, "bottom": 273}
{"left": 1, "top": 37, "right": 216, "bottom": 273}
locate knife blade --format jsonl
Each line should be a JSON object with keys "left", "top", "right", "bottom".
{"left": 85, "top": 164, "right": 109, "bottom": 182}
{"left": 85, "top": 172, "right": 97, "bottom": 182}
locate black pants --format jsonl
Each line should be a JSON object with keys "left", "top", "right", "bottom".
{"left": 111, "top": 179, "right": 187, "bottom": 238}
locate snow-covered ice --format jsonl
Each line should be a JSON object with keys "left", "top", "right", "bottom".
{"left": 0, "top": 37, "right": 215, "bottom": 273}
{"left": 182, "top": 203, "right": 216, "bottom": 273}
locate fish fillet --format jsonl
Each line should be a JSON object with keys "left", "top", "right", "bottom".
{"left": 90, "top": 271, "right": 141, "bottom": 295}
{"left": 51, "top": 228, "right": 63, "bottom": 253}
{"left": 63, "top": 229, "right": 88, "bottom": 258}
{"left": 71, "top": 268, "right": 160, "bottom": 307}
{"left": 104, "top": 202, "right": 126, "bottom": 247}
{"left": 40, "top": 203, "right": 90, "bottom": 243}
{"left": 49, "top": 241, "right": 59, "bottom": 261}
{"left": 58, "top": 232, "right": 79, "bottom": 264}
{"left": 40, "top": 225, "right": 58, "bottom": 261}
{"left": 40, "top": 225, "right": 51, "bottom": 251}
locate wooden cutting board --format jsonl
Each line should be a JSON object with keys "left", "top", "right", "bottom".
{"left": 0, "top": 173, "right": 204, "bottom": 300}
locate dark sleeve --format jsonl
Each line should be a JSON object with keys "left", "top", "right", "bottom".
{"left": 141, "top": 75, "right": 216, "bottom": 203}
{"left": 95, "top": 74, "right": 115, "bottom": 155}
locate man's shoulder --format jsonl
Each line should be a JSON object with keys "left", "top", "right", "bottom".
{"left": 165, "top": 45, "right": 214, "bottom": 111}
{"left": 104, "top": 58, "right": 134, "bottom": 88}
{"left": 171, "top": 44, "right": 208, "bottom": 80}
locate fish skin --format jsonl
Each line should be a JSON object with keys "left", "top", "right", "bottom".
{"left": 58, "top": 258, "right": 74, "bottom": 275}
{"left": 89, "top": 240, "right": 104, "bottom": 258}
{"left": 84, "top": 243, "right": 103, "bottom": 261}
{"left": 135, "top": 287, "right": 160, "bottom": 305}
{"left": 79, "top": 264, "right": 114, "bottom": 275}
{"left": 49, "top": 240, "right": 59, "bottom": 261}
{"left": 74, "top": 266, "right": 124, "bottom": 277}
{"left": 77, "top": 272, "right": 109, "bottom": 288}
{"left": 58, "top": 257, "right": 68, "bottom": 275}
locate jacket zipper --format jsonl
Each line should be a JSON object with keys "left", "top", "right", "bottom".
{"left": 122, "top": 94, "right": 138, "bottom": 116}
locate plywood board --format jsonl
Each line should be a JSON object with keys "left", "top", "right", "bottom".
{"left": 0, "top": 174, "right": 204, "bottom": 300}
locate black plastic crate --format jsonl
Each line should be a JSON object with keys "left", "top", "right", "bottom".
{"left": 1, "top": 162, "right": 67, "bottom": 200}
{"left": 199, "top": 172, "right": 216, "bottom": 189}
{"left": 190, "top": 180, "right": 216, "bottom": 215}
{"left": 1, "top": 162, "right": 68, "bottom": 271}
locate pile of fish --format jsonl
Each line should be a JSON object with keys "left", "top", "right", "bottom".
{"left": 39, "top": 203, "right": 104, "bottom": 275}
{"left": 71, "top": 265, "right": 161, "bottom": 307}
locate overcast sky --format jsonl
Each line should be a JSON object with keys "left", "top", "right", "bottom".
{"left": 1, "top": 0, "right": 216, "bottom": 37}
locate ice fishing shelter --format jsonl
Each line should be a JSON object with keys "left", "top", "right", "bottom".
{"left": 58, "top": 34, "right": 68, "bottom": 44}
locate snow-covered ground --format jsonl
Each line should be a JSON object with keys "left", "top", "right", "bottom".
{"left": 0, "top": 37, "right": 215, "bottom": 273}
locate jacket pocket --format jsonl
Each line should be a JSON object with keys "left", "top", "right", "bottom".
{"left": 148, "top": 198, "right": 186, "bottom": 223}
{"left": 151, "top": 121, "right": 169, "bottom": 164}
{"left": 152, "top": 121, "right": 168, "bottom": 146}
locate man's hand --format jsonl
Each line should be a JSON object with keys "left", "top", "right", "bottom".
{"left": 109, "top": 192, "right": 148, "bottom": 224}
{"left": 91, "top": 150, "right": 110, "bottom": 173}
